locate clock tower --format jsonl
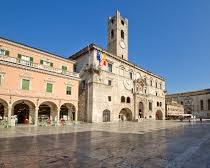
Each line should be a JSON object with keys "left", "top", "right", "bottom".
{"left": 107, "top": 10, "right": 128, "bottom": 60}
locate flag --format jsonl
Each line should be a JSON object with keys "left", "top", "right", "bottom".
{"left": 97, "top": 51, "right": 102, "bottom": 62}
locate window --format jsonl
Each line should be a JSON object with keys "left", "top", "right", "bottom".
{"left": 108, "top": 80, "right": 112, "bottom": 86}
{"left": 46, "top": 83, "right": 53, "bottom": 93}
{"left": 0, "top": 49, "right": 9, "bottom": 56}
{"left": 155, "top": 82, "right": 158, "bottom": 88}
{"left": 62, "top": 66, "right": 67, "bottom": 73}
{"left": 181, "top": 101, "right": 183, "bottom": 105}
{"left": 121, "top": 20, "right": 124, "bottom": 25}
{"left": 121, "top": 30, "right": 124, "bottom": 39}
{"left": 66, "top": 85, "right": 71, "bottom": 95}
{"left": 0, "top": 75, "right": 2, "bottom": 86}
{"left": 108, "top": 96, "right": 111, "bottom": 102}
{"left": 22, "top": 79, "right": 30, "bottom": 90}
{"left": 129, "top": 72, "right": 133, "bottom": 79}
{"left": 108, "top": 63, "right": 112, "bottom": 72}
{"left": 149, "top": 102, "right": 152, "bottom": 111}
{"left": 121, "top": 96, "right": 125, "bottom": 103}
{"left": 157, "top": 102, "right": 159, "bottom": 107}
{"left": 18, "top": 54, "right": 33, "bottom": 62}
{"left": 160, "top": 102, "right": 162, "bottom": 107}
{"left": 126, "top": 97, "right": 131, "bottom": 103}
{"left": 150, "top": 80, "right": 152, "bottom": 86}
{"left": 156, "top": 92, "right": 158, "bottom": 96}
{"left": 111, "top": 30, "right": 114, "bottom": 39}
{"left": 160, "top": 83, "right": 162, "bottom": 89}
{"left": 208, "top": 99, "right": 210, "bottom": 110}
{"left": 200, "top": 100, "right": 204, "bottom": 111}
{"left": 40, "top": 60, "right": 53, "bottom": 67}
{"left": 122, "top": 55, "right": 124, "bottom": 59}
{"left": 73, "top": 64, "right": 77, "bottom": 72}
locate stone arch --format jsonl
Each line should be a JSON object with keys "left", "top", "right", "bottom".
{"left": 103, "top": 109, "right": 111, "bottom": 122}
{"left": 60, "top": 103, "right": 76, "bottom": 121}
{"left": 156, "top": 110, "right": 163, "bottom": 120}
{"left": 12, "top": 99, "right": 36, "bottom": 124}
{"left": 119, "top": 108, "right": 132, "bottom": 121}
{"left": 38, "top": 101, "right": 58, "bottom": 123}
{"left": 135, "top": 72, "right": 141, "bottom": 80}
{"left": 139, "top": 102, "right": 144, "bottom": 118}
{"left": 0, "top": 98, "right": 8, "bottom": 120}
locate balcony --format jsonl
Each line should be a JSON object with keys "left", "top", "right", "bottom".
{"left": 0, "top": 55, "right": 79, "bottom": 78}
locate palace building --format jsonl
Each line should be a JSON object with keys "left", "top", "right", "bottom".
{"left": 166, "top": 88, "right": 210, "bottom": 118}
{"left": 0, "top": 37, "right": 80, "bottom": 126}
{"left": 70, "top": 11, "right": 166, "bottom": 122}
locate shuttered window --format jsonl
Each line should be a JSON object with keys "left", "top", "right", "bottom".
{"left": 0, "top": 49, "right": 9, "bottom": 56}
{"left": 22, "top": 79, "right": 30, "bottom": 90}
{"left": 46, "top": 83, "right": 53, "bottom": 93}
{"left": 40, "top": 60, "right": 53, "bottom": 67}
{"left": 62, "top": 66, "right": 67, "bottom": 72}
{"left": 18, "top": 54, "right": 33, "bottom": 62}
{"left": 66, "top": 85, "right": 71, "bottom": 95}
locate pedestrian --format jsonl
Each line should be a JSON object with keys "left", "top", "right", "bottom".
{"left": 200, "top": 117, "right": 202, "bottom": 123}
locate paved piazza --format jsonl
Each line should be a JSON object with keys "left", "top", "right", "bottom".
{"left": 0, "top": 120, "right": 210, "bottom": 168}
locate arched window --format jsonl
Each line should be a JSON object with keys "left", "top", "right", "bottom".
{"left": 121, "top": 96, "right": 125, "bottom": 103}
{"left": 111, "top": 30, "right": 114, "bottom": 39}
{"left": 126, "top": 97, "right": 131, "bottom": 103}
{"left": 121, "top": 30, "right": 124, "bottom": 39}
{"left": 157, "top": 102, "right": 159, "bottom": 107}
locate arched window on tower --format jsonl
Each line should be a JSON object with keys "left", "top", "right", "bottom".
{"left": 121, "top": 30, "right": 124, "bottom": 39}
{"left": 121, "top": 96, "right": 125, "bottom": 103}
{"left": 126, "top": 97, "right": 131, "bottom": 103}
{"left": 111, "top": 30, "right": 114, "bottom": 39}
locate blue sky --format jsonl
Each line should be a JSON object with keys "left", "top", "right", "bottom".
{"left": 0, "top": 0, "right": 210, "bottom": 93}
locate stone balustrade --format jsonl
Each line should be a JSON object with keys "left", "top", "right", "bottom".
{"left": 0, "top": 55, "right": 79, "bottom": 78}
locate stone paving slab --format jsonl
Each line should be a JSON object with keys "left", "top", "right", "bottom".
{"left": 0, "top": 120, "right": 210, "bottom": 168}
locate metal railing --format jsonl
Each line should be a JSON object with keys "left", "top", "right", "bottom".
{"left": 0, "top": 55, "right": 79, "bottom": 78}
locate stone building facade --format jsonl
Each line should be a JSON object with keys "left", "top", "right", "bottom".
{"left": 0, "top": 37, "right": 80, "bottom": 126}
{"left": 70, "top": 11, "right": 166, "bottom": 123}
{"left": 165, "top": 101, "right": 184, "bottom": 119}
{"left": 166, "top": 89, "right": 210, "bottom": 118}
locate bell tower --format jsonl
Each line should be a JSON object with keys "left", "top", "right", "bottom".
{"left": 107, "top": 10, "right": 128, "bottom": 60}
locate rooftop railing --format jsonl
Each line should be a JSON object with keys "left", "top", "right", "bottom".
{"left": 0, "top": 55, "right": 79, "bottom": 78}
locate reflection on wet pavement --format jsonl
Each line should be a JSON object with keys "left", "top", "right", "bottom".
{"left": 0, "top": 120, "right": 210, "bottom": 168}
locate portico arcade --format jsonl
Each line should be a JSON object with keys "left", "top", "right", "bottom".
{"left": 0, "top": 95, "right": 78, "bottom": 126}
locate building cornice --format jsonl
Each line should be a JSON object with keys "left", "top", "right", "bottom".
{"left": 167, "top": 88, "right": 210, "bottom": 97}
{"left": 0, "top": 36, "right": 76, "bottom": 64}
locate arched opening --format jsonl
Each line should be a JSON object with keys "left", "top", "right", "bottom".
{"left": 38, "top": 101, "right": 57, "bottom": 124}
{"left": 0, "top": 103, "right": 4, "bottom": 120}
{"left": 126, "top": 97, "right": 131, "bottom": 103}
{"left": 119, "top": 108, "right": 132, "bottom": 121}
{"left": 60, "top": 103, "right": 76, "bottom": 121}
{"left": 139, "top": 102, "right": 144, "bottom": 118}
{"left": 121, "top": 96, "right": 125, "bottom": 103}
{"left": 156, "top": 110, "right": 163, "bottom": 120}
{"left": 0, "top": 99, "right": 8, "bottom": 120}
{"left": 121, "top": 30, "right": 124, "bottom": 39}
{"left": 111, "top": 29, "right": 114, "bottom": 39}
{"left": 103, "top": 109, "right": 110, "bottom": 122}
{"left": 12, "top": 100, "right": 35, "bottom": 124}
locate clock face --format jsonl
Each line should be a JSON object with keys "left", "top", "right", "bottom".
{"left": 123, "top": 80, "right": 133, "bottom": 90}
{"left": 120, "top": 41, "right": 126, "bottom": 49}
